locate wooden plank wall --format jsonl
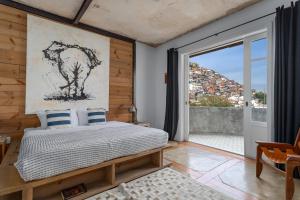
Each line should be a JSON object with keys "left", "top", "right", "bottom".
{"left": 0, "top": 5, "right": 133, "bottom": 139}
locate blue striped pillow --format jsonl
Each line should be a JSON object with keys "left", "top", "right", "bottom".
{"left": 46, "top": 110, "right": 72, "bottom": 129}
{"left": 87, "top": 108, "right": 106, "bottom": 125}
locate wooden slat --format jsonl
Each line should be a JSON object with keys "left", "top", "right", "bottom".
{"left": 0, "top": 49, "right": 26, "bottom": 65}
{"left": 0, "top": 117, "right": 39, "bottom": 130}
{"left": 110, "top": 48, "right": 132, "bottom": 57}
{"left": 0, "top": 77, "right": 25, "bottom": 85}
{"left": 0, "top": 106, "right": 19, "bottom": 113}
{"left": 0, "top": 85, "right": 25, "bottom": 92}
{"left": 19, "top": 65, "right": 26, "bottom": 79}
{"left": 110, "top": 51, "right": 133, "bottom": 62}
{"left": 110, "top": 44, "right": 133, "bottom": 52}
{"left": 110, "top": 82, "right": 132, "bottom": 88}
{"left": 0, "top": 63, "right": 25, "bottom": 85}
{"left": 109, "top": 98, "right": 132, "bottom": 105}
{"left": 109, "top": 108, "right": 132, "bottom": 115}
{"left": 110, "top": 67, "right": 132, "bottom": 78}
{"left": 0, "top": 10, "right": 26, "bottom": 25}
{"left": 110, "top": 39, "right": 133, "bottom": 64}
{"left": 110, "top": 60, "right": 132, "bottom": 68}
{"left": 0, "top": 63, "right": 19, "bottom": 78}
{"left": 0, "top": 20, "right": 26, "bottom": 39}
{"left": 0, "top": 34, "right": 26, "bottom": 47}
{"left": 110, "top": 60, "right": 132, "bottom": 67}
{"left": 110, "top": 80, "right": 133, "bottom": 86}
{"left": 108, "top": 113, "right": 132, "bottom": 122}
{"left": 0, "top": 91, "right": 24, "bottom": 106}
{"left": 111, "top": 38, "right": 133, "bottom": 48}
{"left": 110, "top": 86, "right": 132, "bottom": 96}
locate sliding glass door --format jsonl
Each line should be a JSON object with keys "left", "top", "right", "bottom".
{"left": 187, "top": 31, "right": 271, "bottom": 158}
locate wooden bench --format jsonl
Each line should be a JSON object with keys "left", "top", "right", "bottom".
{"left": 0, "top": 140, "right": 171, "bottom": 200}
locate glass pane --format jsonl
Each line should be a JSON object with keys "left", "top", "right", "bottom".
{"left": 188, "top": 43, "right": 245, "bottom": 155}
{"left": 251, "top": 38, "right": 267, "bottom": 60}
{"left": 250, "top": 40, "right": 267, "bottom": 122}
{"left": 189, "top": 44, "right": 244, "bottom": 107}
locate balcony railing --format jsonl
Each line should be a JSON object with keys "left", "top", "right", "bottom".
{"left": 189, "top": 106, "right": 267, "bottom": 136}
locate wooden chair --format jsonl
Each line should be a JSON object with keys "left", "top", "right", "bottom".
{"left": 256, "top": 128, "right": 300, "bottom": 200}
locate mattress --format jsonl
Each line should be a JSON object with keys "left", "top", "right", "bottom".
{"left": 15, "top": 121, "right": 168, "bottom": 181}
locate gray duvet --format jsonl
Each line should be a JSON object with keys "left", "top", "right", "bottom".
{"left": 15, "top": 121, "right": 168, "bottom": 181}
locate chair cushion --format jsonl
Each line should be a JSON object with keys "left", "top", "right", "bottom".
{"left": 261, "top": 147, "right": 296, "bottom": 164}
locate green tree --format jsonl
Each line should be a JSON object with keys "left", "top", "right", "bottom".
{"left": 190, "top": 95, "right": 233, "bottom": 107}
{"left": 254, "top": 92, "right": 267, "bottom": 104}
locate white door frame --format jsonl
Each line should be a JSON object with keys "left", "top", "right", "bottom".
{"left": 177, "top": 18, "right": 275, "bottom": 158}
{"left": 243, "top": 32, "right": 268, "bottom": 128}
{"left": 243, "top": 32, "right": 272, "bottom": 158}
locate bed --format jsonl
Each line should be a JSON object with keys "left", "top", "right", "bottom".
{"left": 15, "top": 121, "right": 168, "bottom": 182}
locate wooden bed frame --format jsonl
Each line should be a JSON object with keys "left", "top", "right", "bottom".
{"left": 0, "top": 140, "right": 171, "bottom": 200}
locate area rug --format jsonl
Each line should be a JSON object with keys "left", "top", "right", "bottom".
{"left": 87, "top": 168, "right": 233, "bottom": 200}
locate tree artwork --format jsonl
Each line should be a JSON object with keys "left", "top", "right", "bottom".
{"left": 43, "top": 41, "right": 102, "bottom": 101}
{"left": 25, "top": 15, "right": 109, "bottom": 114}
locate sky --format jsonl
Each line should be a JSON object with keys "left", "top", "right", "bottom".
{"left": 189, "top": 38, "right": 267, "bottom": 92}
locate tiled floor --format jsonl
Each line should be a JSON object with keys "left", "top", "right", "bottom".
{"left": 164, "top": 142, "right": 300, "bottom": 200}
{"left": 189, "top": 133, "right": 244, "bottom": 155}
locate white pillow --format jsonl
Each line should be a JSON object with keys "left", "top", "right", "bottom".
{"left": 77, "top": 109, "right": 88, "bottom": 126}
{"left": 70, "top": 109, "right": 79, "bottom": 127}
{"left": 36, "top": 110, "right": 47, "bottom": 129}
{"left": 87, "top": 108, "right": 106, "bottom": 126}
{"left": 46, "top": 110, "right": 72, "bottom": 129}
{"left": 37, "top": 109, "right": 78, "bottom": 129}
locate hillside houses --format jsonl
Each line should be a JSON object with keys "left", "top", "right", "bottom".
{"left": 189, "top": 63, "right": 244, "bottom": 106}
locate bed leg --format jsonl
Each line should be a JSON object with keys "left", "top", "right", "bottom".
{"left": 159, "top": 150, "right": 163, "bottom": 168}
{"left": 22, "top": 187, "right": 33, "bottom": 200}
{"left": 107, "top": 164, "right": 115, "bottom": 185}
{"left": 152, "top": 150, "right": 163, "bottom": 168}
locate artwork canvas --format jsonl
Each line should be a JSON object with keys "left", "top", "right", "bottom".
{"left": 26, "top": 15, "right": 110, "bottom": 114}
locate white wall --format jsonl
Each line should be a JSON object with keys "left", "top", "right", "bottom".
{"left": 135, "top": 42, "right": 156, "bottom": 125}
{"left": 135, "top": 0, "right": 294, "bottom": 138}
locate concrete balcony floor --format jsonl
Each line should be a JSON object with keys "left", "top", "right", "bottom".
{"left": 188, "top": 133, "right": 244, "bottom": 155}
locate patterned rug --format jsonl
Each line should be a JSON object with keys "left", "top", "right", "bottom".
{"left": 87, "top": 168, "right": 233, "bottom": 200}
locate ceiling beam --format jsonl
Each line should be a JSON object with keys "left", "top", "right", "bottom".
{"left": 73, "top": 0, "right": 93, "bottom": 24}
{"left": 0, "top": 0, "right": 135, "bottom": 43}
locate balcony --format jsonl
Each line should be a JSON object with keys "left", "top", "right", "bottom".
{"left": 189, "top": 106, "right": 267, "bottom": 155}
